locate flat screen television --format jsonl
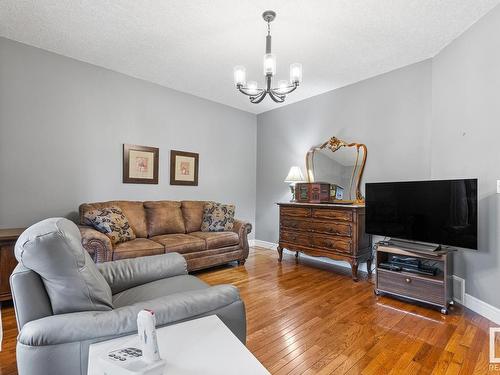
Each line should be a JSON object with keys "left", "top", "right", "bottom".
{"left": 365, "top": 179, "right": 477, "bottom": 249}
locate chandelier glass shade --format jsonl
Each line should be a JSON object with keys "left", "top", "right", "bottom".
{"left": 233, "top": 10, "right": 302, "bottom": 104}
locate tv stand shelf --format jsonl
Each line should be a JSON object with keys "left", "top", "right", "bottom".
{"left": 374, "top": 243, "right": 453, "bottom": 314}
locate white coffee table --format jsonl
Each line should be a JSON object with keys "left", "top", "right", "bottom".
{"left": 88, "top": 315, "right": 270, "bottom": 375}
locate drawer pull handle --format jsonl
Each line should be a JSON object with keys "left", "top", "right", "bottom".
{"left": 405, "top": 278, "right": 411, "bottom": 283}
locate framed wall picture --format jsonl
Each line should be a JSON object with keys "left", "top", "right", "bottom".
{"left": 123, "top": 144, "right": 159, "bottom": 184}
{"left": 170, "top": 150, "right": 199, "bottom": 186}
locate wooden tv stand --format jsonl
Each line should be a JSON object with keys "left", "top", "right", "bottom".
{"left": 374, "top": 243, "right": 454, "bottom": 314}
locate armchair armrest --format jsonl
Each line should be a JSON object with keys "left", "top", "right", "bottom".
{"left": 232, "top": 219, "right": 252, "bottom": 260}
{"left": 79, "top": 225, "right": 113, "bottom": 263}
{"left": 18, "top": 284, "right": 240, "bottom": 346}
{"left": 96, "top": 253, "right": 187, "bottom": 294}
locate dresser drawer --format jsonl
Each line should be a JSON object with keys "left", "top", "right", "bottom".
{"left": 308, "top": 221, "right": 352, "bottom": 237}
{"left": 281, "top": 207, "right": 311, "bottom": 218}
{"left": 312, "top": 234, "right": 352, "bottom": 254}
{"left": 280, "top": 230, "right": 311, "bottom": 246}
{"left": 377, "top": 269, "right": 444, "bottom": 306}
{"left": 281, "top": 218, "right": 308, "bottom": 231}
{"left": 312, "top": 208, "right": 353, "bottom": 222}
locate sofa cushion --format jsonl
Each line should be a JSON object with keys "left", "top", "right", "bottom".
{"left": 144, "top": 201, "right": 186, "bottom": 237}
{"left": 201, "top": 202, "right": 235, "bottom": 232}
{"left": 15, "top": 218, "right": 113, "bottom": 314}
{"left": 112, "top": 274, "right": 208, "bottom": 308}
{"left": 83, "top": 206, "right": 136, "bottom": 245}
{"left": 151, "top": 234, "right": 206, "bottom": 254}
{"left": 181, "top": 201, "right": 206, "bottom": 233}
{"left": 113, "top": 238, "right": 164, "bottom": 260}
{"left": 190, "top": 231, "right": 239, "bottom": 250}
{"left": 80, "top": 201, "right": 147, "bottom": 238}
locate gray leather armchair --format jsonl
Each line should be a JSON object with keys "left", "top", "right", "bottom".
{"left": 10, "top": 218, "right": 246, "bottom": 375}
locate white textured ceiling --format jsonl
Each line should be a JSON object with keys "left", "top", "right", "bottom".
{"left": 1, "top": 1, "right": 499, "bottom": 114}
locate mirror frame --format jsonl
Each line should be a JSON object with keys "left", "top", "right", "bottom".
{"left": 305, "top": 136, "right": 367, "bottom": 204}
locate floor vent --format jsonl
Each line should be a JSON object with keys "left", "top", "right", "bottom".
{"left": 452, "top": 275, "right": 465, "bottom": 304}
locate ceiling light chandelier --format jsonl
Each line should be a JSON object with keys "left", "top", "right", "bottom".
{"left": 233, "top": 10, "right": 302, "bottom": 104}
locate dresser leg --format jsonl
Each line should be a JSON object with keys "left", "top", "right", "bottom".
{"left": 351, "top": 261, "right": 359, "bottom": 282}
{"left": 277, "top": 246, "right": 283, "bottom": 262}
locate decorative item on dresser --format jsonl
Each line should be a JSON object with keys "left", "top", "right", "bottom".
{"left": 0, "top": 228, "right": 24, "bottom": 301}
{"left": 374, "top": 243, "right": 454, "bottom": 314}
{"left": 277, "top": 202, "right": 372, "bottom": 281}
{"left": 295, "top": 182, "right": 331, "bottom": 203}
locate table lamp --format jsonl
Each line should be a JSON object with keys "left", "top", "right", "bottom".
{"left": 284, "top": 166, "right": 305, "bottom": 201}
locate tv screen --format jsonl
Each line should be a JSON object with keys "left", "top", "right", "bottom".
{"left": 366, "top": 179, "right": 477, "bottom": 249}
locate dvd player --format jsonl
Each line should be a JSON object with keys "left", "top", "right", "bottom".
{"left": 378, "top": 256, "right": 439, "bottom": 276}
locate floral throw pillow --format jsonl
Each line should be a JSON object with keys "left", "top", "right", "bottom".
{"left": 84, "top": 206, "right": 136, "bottom": 245}
{"left": 201, "top": 202, "right": 235, "bottom": 232}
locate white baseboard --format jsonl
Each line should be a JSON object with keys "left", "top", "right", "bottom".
{"left": 451, "top": 275, "right": 500, "bottom": 325}
{"left": 250, "top": 240, "right": 500, "bottom": 325}
{"left": 249, "top": 239, "right": 276, "bottom": 250}
{"left": 464, "top": 293, "right": 500, "bottom": 325}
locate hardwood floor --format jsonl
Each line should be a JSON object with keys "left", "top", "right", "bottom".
{"left": 1, "top": 247, "right": 498, "bottom": 374}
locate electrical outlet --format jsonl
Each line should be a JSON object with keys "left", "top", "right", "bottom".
{"left": 497, "top": 180, "right": 500, "bottom": 194}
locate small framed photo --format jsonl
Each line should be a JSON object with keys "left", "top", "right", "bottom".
{"left": 170, "top": 150, "right": 199, "bottom": 186}
{"left": 123, "top": 144, "right": 159, "bottom": 184}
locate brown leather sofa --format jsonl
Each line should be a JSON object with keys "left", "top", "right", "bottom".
{"left": 78, "top": 200, "right": 252, "bottom": 271}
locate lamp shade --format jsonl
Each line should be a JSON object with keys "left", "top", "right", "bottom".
{"left": 246, "top": 81, "right": 259, "bottom": 95}
{"left": 284, "top": 166, "right": 305, "bottom": 183}
{"left": 263, "top": 54, "right": 276, "bottom": 76}
{"left": 290, "top": 63, "right": 303, "bottom": 84}
{"left": 277, "top": 80, "right": 289, "bottom": 94}
{"left": 233, "top": 66, "right": 246, "bottom": 86}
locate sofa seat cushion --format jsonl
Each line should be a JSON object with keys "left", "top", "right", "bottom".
{"left": 190, "top": 231, "right": 239, "bottom": 250}
{"left": 151, "top": 234, "right": 205, "bottom": 254}
{"left": 112, "top": 274, "right": 208, "bottom": 308}
{"left": 113, "top": 239, "right": 164, "bottom": 260}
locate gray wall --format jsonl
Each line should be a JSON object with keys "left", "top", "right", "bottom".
{"left": 0, "top": 37, "right": 257, "bottom": 233}
{"left": 256, "top": 60, "right": 433, "bottom": 242}
{"left": 256, "top": 5, "right": 500, "bottom": 309}
{"left": 431, "top": 5, "right": 500, "bottom": 307}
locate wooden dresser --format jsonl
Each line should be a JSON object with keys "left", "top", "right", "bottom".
{"left": 0, "top": 228, "right": 23, "bottom": 301}
{"left": 277, "top": 202, "right": 372, "bottom": 281}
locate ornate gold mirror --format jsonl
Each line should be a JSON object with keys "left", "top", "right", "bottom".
{"left": 306, "top": 137, "right": 367, "bottom": 204}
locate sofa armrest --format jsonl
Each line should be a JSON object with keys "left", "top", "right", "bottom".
{"left": 96, "top": 253, "right": 187, "bottom": 294}
{"left": 78, "top": 225, "right": 113, "bottom": 263}
{"left": 18, "top": 284, "right": 240, "bottom": 346}
{"left": 232, "top": 219, "right": 252, "bottom": 260}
